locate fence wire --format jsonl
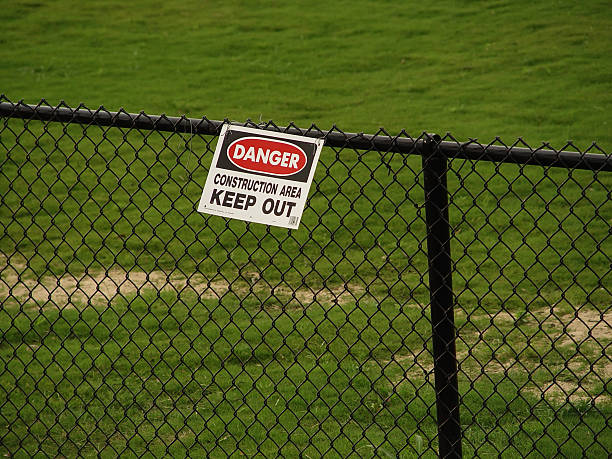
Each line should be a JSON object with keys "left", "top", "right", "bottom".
{"left": 0, "top": 98, "right": 610, "bottom": 457}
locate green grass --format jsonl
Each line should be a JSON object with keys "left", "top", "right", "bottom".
{"left": 1, "top": 293, "right": 610, "bottom": 457}
{"left": 1, "top": 0, "right": 611, "bottom": 149}
{"left": 1, "top": 0, "right": 611, "bottom": 456}
{"left": 1, "top": 120, "right": 609, "bottom": 457}
{"left": 1, "top": 123, "right": 609, "bottom": 309}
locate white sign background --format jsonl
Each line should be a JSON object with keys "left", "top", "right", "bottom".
{"left": 197, "top": 125, "right": 324, "bottom": 229}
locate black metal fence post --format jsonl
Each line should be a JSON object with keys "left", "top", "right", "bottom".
{"left": 422, "top": 135, "right": 462, "bottom": 458}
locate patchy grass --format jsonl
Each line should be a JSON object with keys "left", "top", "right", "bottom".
{"left": 1, "top": 117, "right": 610, "bottom": 457}
{"left": 0, "top": 291, "right": 609, "bottom": 457}
{"left": 0, "top": 0, "right": 611, "bottom": 456}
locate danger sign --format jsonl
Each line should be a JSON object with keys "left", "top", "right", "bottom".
{"left": 197, "top": 125, "right": 324, "bottom": 229}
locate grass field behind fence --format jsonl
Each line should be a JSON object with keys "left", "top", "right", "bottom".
{"left": 1, "top": 0, "right": 611, "bottom": 456}
{"left": 1, "top": 120, "right": 610, "bottom": 457}
{"left": 1, "top": 0, "right": 611, "bottom": 149}
{"left": 1, "top": 123, "right": 609, "bottom": 307}
{"left": 1, "top": 291, "right": 610, "bottom": 457}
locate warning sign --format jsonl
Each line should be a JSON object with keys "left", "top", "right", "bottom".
{"left": 197, "top": 125, "right": 324, "bottom": 229}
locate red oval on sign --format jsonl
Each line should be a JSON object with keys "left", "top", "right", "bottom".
{"left": 227, "top": 137, "right": 307, "bottom": 176}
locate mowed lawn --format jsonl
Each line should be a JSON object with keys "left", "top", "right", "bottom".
{"left": 1, "top": 0, "right": 611, "bottom": 148}
{"left": 1, "top": 0, "right": 611, "bottom": 457}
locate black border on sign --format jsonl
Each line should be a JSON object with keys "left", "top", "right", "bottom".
{"left": 214, "top": 127, "right": 319, "bottom": 183}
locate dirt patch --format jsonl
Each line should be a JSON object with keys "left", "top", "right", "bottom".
{"left": 524, "top": 380, "right": 611, "bottom": 405}
{"left": 458, "top": 306, "right": 612, "bottom": 349}
{"left": 369, "top": 304, "right": 611, "bottom": 398}
{"left": 373, "top": 351, "right": 435, "bottom": 391}
{"left": 455, "top": 306, "right": 612, "bottom": 404}
{"left": 0, "top": 260, "right": 365, "bottom": 309}
{"left": 563, "top": 308, "right": 611, "bottom": 343}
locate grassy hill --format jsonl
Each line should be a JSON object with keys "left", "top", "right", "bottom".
{"left": 1, "top": 0, "right": 611, "bottom": 148}
{"left": 1, "top": 1, "right": 610, "bottom": 457}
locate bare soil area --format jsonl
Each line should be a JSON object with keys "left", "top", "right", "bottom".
{"left": 0, "top": 257, "right": 364, "bottom": 309}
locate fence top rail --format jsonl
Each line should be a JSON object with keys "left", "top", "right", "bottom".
{"left": 1, "top": 99, "right": 610, "bottom": 172}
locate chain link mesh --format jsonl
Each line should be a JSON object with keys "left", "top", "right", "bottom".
{"left": 0, "top": 98, "right": 610, "bottom": 457}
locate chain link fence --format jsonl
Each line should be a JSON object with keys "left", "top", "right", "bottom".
{"left": 0, "top": 98, "right": 610, "bottom": 457}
